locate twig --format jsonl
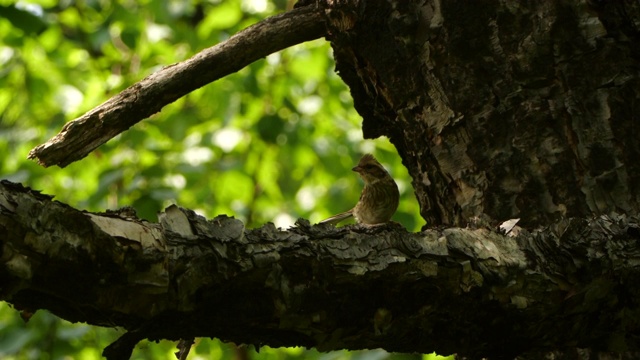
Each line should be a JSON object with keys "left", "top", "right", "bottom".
{"left": 175, "top": 338, "right": 195, "bottom": 360}
{"left": 28, "top": 6, "right": 326, "bottom": 168}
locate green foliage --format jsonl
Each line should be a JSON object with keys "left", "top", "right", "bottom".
{"left": 0, "top": 306, "right": 453, "bottom": 359}
{"left": 0, "top": 0, "right": 432, "bottom": 358}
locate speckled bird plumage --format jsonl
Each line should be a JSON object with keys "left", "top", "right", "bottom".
{"left": 320, "top": 154, "right": 399, "bottom": 226}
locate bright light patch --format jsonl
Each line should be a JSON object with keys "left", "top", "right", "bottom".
{"left": 313, "top": 137, "right": 330, "bottom": 154}
{"left": 146, "top": 23, "right": 172, "bottom": 43}
{"left": 110, "top": 148, "right": 138, "bottom": 166}
{"left": 273, "top": 213, "right": 295, "bottom": 229}
{"left": 107, "top": 74, "right": 123, "bottom": 89}
{"left": 213, "top": 128, "right": 243, "bottom": 152}
{"left": 183, "top": 146, "right": 213, "bottom": 166}
{"left": 266, "top": 52, "right": 280, "bottom": 66}
{"left": 396, "top": 179, "right": 407, "bottom": 193}
{"left": 0, "top": 47, "right": 14, "bottom": 66}
{"left": 16, "top": 1, "right": 43, "bottom": 17}
{"left": 296, "top": 186, "right": 317, "bottom": 211}
{"left": 297, "top": 96, "right": 322, "bottom": 115}
{"left": 55, "top": 85, "right": 84, "bottom": 114}
{"left": 164, "top": 174, "right": 186, "bottom": 189}
{"left": 242, "top": 0, "right": 268, "bottom": 13}
{"left": 61, "top": 176, "right": 74, "bottom": 189}
{"left": 347, "top": 128, "right": 363, "bottom": 142}
{"left": 168, "top": 1, "right": 189, "bottom": 17}
{"left": 359, "top": 142, "right": 376, "bottom": 154}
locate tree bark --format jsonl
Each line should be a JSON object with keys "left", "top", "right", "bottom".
{"left": 2, "top": 180, "right": 640, "bottom": 360}
{"left": 327, "top": 0, "right": 640, "bottom": 227}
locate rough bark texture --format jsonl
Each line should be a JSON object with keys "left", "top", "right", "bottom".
{"left": 27, "top": 6, "right": 326, "bottom": 168}
{"left": 3, "top": 181, "right": 640, "bottom": 360}
{"left": 327, "top": 0, "right": 640, "bottom": 228}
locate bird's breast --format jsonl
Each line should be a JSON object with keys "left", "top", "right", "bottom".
{"left": 353, "top": 179, "right": 399, "bottom": 224}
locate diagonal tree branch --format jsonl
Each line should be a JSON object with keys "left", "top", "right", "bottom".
{"left": 2, "top": 180, "right": 640, "bottom": 359}
{"left": 27, "top": 5, "right": 326, "bottom": 168}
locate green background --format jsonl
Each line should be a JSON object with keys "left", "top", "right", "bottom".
{"left": 0, "top": 0, "right": 439, "bottom": 358}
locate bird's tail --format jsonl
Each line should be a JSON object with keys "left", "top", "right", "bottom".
{"left": 318, "top": 210, "right": 354, "bottom": 225}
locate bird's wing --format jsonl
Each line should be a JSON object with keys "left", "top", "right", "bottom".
{"left": 318, "top": 209, "right": 354, "bottom": 225}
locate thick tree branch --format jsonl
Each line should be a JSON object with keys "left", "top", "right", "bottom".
{"left": 27, "top": 6, "right": 326, "bottom": 168}
{"left": 2, "top": 180, "right": 640, "bottom": 359}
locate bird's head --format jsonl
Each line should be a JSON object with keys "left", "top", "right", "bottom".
{"left": 352, "top": 154, "right": 390, "bottom": 184}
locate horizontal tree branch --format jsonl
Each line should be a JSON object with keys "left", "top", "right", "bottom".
{"left": 1, "top": 180, "right": 640, "bottom": 359}
{"left": 27, "top": 5, "right": 326, "bottom": 168}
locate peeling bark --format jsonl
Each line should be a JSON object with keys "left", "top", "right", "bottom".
{"left": 3, "top": 181, "right": 640, "bottom": 359}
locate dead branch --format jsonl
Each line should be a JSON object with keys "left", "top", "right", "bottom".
{"left": 27, "top": 6, "right": 326, "bottom": 168}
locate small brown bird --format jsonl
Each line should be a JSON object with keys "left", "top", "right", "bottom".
{"left": 320, "top": 154, "right": 399, "bottom": 225}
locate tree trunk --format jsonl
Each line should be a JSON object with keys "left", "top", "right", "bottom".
{"left": 327, "top": 0, "right": 640, "bottom": 227}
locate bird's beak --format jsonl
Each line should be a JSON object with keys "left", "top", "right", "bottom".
{"left": 352, "top": 166, "right": 362, "bottom": 173}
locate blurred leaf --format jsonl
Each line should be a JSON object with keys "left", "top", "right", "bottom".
{"left": 195, "top": 337, "right": 212, "bottom": 354}
{"left": 257, "top": 114, "right": 285, "bottom": 143}
{"left": 120, "top": 27, "right": 139, "bottom": 49}
{"left": 198, "top": 2, "right": 242, "bottom": 35}
{"left": 57, "top": 324, "right": 91, "bottom": 340}
{"left": 0, "top": 4, "right": 47, "bottom": 35}
{"left": 0, "top": 326, "right": 33, "bottom": 355}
